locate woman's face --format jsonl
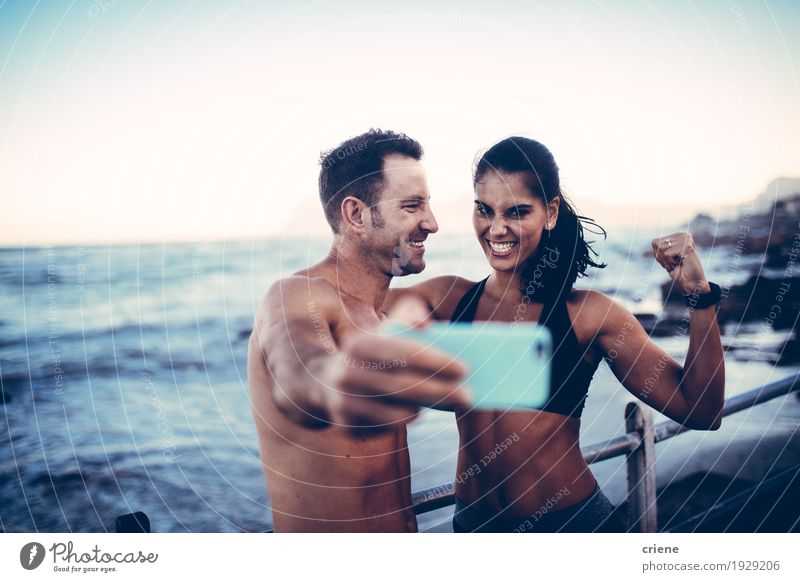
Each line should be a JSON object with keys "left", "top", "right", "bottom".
{"left": 473, "top": 170, "right": 559, "bottom": 273}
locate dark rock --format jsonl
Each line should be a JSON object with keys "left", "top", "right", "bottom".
{"left": 777, "top": 337, "right": 800, "bottom": 366}
{"left": 718, "top": 276, "right": 798, "bottom": 330}
{"left": 658, "top": 468, "right": 800, "bottom": 533}
{"left": 657, "top": 472, "right": 755, "bottom": 531}
{"left": 689, "top": 193, "right": 800, "bottom": 257}
{"left": 633, "top": 313, "right": 657, "bottom": 333}
{"left": 660, "top": 275, "right": 800, "bottom": 330}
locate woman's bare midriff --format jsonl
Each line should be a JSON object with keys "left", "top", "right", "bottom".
{"left": 454, "top": 408, "right": 597, "bottom": 517}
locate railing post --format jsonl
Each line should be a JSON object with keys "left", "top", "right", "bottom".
{"left": 625, "top": 402, "right": 658, "bottom": 532}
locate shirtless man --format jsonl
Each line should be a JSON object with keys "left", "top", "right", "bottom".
{"left": 248, "top": 129, "right": 470, "bottom": 532}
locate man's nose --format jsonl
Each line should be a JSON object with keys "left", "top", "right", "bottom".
{"left": 421, "top": 207, "right": 439, "bottom": 234}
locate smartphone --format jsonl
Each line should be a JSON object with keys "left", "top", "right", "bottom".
{"left": 384, "top": 322, "right": 552, "bottom": 410}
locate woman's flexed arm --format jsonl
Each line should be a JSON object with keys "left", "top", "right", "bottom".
{"left": 593, "top": 232, "right": 724, "bottom": 430}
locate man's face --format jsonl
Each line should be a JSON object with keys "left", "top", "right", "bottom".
{"left": 365, "top": 154, "right": 438, "bottom": 276}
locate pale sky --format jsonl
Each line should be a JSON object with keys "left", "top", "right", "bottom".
{"left": 1, "top": 0, "right": 799, "bottom": 245}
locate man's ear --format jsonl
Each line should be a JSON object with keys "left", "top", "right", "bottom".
{"left": 545, "top": 196, "right": 561, "bottom": 230}
{"left": 341, "top": 196, "right": 368, "bottom": 234}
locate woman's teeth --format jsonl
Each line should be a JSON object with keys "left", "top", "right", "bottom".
{"left": 407, "top": 240, "right": 424, "bottom": 248}
{"left": 489, "top": 241, "right": 517, "bottom": 253}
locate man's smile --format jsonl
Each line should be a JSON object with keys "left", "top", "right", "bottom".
{"left": 406, "top": 236, "right": 427, "bottom": 250}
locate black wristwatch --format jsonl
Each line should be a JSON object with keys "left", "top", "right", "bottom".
{"left": 683, "top": 281, "right": 721, "bottom": 309}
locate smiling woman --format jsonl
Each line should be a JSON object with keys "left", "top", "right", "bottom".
{"left": 471, "top": 137, "right": 606, "bottom": 304}
{"left": 385, "top": 135, "right": 726, "bottom": 533}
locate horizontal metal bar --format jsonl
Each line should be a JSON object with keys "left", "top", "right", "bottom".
{"left": 653, "top": 420, "right": 691, "bottom": 443}
{"left": 654, "top": 372, "right": 800, "bottom": 443}
{"left": 582, "top": 433, "right": 641, "bottom": 464}
{"left": 411, "top": 483, "right": 455, "bottom": 516}
{"left": 410, "top": 434, "right": 642, "bottom": 513}
{"left": 411, "top": 373, "right": 800, "bottom": 516}
{"left": 720, "top": 372, "right": 800, "bottom": 417}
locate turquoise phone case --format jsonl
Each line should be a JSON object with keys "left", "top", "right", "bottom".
{"left": 385, "top": 322, "right": 552, "bottom": 410}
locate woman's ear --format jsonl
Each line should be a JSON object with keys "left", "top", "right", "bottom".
{"left": 545, "top": 196, "right": 561, "bottom": 230}
{"left": 341, "top": 196, "right": 367, "bottom": 235}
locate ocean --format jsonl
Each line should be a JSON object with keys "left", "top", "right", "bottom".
{"left": 1, "top": 233, "right": 798, "bottom": 532}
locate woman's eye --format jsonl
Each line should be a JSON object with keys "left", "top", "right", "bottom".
{"left": 475, "top": 205, "right": 489, "bottom": 216}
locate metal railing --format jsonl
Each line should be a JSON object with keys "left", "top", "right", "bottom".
{"left": 411, "top": 372, "right": 800, "bottom": 532}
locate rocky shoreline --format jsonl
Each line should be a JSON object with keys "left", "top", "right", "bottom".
{"left": 633, "top": 193, "right": 800, "bottom": 365}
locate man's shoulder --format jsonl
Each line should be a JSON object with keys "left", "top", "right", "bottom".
{"left": 258, "top": 274, "right": 340, "bottom": 321}
{"left": 280, "top": 273, "right": 339, "bottom": 296}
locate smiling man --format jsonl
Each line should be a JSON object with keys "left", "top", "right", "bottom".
{"left": 248, "top": 129, "right": 470, "bottom": 532}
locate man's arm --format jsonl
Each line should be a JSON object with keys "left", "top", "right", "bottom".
{"left": 251, "top": 276, "right": 471, "bottom": 429}
{"left": 250, "top": 276, "right": 343, "bottom": 427}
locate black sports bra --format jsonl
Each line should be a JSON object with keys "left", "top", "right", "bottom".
{"left": 449, "top": 277, "right": 599, "bottom": 418}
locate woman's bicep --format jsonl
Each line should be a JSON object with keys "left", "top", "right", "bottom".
{"left": 597, "top": 301, "right": 691, "bottom": 420}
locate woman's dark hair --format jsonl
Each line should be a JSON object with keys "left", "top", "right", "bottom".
{"left": 318, "top": 128, "right": 424, "bottom": 232}
{"left": 473, "top": 136, "right": 606, "bottom": 302}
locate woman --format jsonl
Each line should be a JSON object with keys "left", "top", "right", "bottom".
{"left": 389, "top": 136, "right": 725, "bottom": 532}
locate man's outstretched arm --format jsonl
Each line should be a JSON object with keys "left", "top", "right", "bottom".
{"left": 250, "top": 276, "right": 343, "bottom": 426}
{"left": 250, "top": 276, "right": 471, "bottom": 429}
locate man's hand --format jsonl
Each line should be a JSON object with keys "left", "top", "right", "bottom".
{"left": 319, "top": 298, "right": 470, "bottom": 429}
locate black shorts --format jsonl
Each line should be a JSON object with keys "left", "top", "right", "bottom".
{"left": 452, "top": 483, "right": 624, "bottom": 533}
